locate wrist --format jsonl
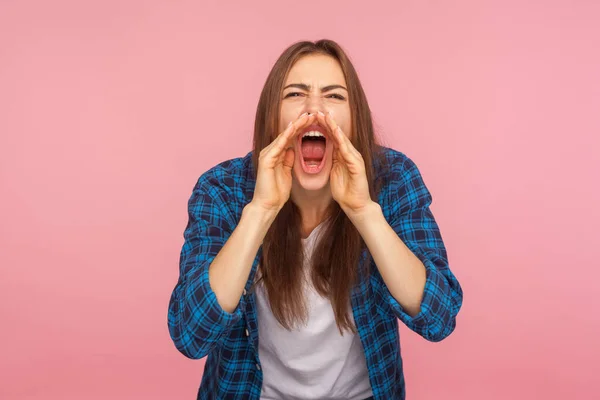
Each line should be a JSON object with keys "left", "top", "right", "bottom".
{"left": 344, "top": 201, "right": 382, "bottom": 225}
{"left": 243, "top": 201, "right": 279, "bottom": 226}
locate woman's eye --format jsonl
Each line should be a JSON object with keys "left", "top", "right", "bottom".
{"left": 284, "top": 92, "right": 345, "bottom": 100}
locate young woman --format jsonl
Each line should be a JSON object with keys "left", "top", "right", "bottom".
{"left": 168, "top": 39, "right": 463, "bottom": 400}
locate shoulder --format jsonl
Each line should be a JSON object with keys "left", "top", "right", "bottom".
{"left": 374, "top": 145, "right": 423, "bottom": 187}
{"left": 374, "top": 146, "right": 432, "bottom": 215}
{"left": 194, "top": 151, "right": 253, "bottom": 194}
{"left": 190, "top": 152, "right": 253, "bottom": 220}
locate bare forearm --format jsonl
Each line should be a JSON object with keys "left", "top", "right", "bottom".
{"left": 347, "top": 202, "right": 427, "bottom": 316}
{"left": 208, "top": 202, "right": 276, "bottom": 313}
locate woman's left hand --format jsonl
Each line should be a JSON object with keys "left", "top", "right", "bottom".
{"left": 316, "top": 111, "right": 373, "bottom": 217}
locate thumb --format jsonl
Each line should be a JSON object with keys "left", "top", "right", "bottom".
{"left": 283, "top": 147, "right": 295, "bottom": 170}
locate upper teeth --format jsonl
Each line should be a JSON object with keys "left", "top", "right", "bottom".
{"left": 302, "top": 131, "right": 325, "bottom": 138}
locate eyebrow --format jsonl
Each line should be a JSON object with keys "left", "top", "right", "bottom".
{"left": 283, "top": 83, "right": 348, "bottom": 92}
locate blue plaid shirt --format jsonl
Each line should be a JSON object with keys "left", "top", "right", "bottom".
{"left": 168, "top": 146, "right": 463, "bottom": 400}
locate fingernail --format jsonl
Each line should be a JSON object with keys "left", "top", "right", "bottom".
{"left": 328, "top": 111, "right": 333, "bottom": 117}
{"left": 318, "top": 111, "right": 325, "bottom": 117}
{"left": 300, "top": 112, "right": 308, "bottom": 118}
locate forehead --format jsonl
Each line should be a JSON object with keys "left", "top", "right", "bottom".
{"left": 284, "top": 54, "right": 347, "bottom": 86}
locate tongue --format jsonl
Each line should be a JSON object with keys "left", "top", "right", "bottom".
{"left": 301, "top": 141, "right": 326, "bottom": 161}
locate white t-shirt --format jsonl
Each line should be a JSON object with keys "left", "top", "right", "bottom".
{"left": 256, "top": 221, "right": 373, "bottom": 400}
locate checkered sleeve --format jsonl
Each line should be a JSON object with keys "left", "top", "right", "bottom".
{"left": 168, "top": 170, "right": 244, "bottom": 359}
{"left": 384, "top": 156, "right": 463, "bottom": 342}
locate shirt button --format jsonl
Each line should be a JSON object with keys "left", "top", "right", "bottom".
{"left": 243, "top": 289, "right": 247, "bottom": 296}
{"left": 256, "top": 364, "right": 261, "bottom": 371}
{"left": 245, "top": 329, "right": 249, "bottom": 337}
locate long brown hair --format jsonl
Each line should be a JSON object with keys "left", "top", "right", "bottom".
{"left": 251, "top": 39, "right": 388, "bottom": 335}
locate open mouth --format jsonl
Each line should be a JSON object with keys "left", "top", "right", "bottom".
{"left": 298, "top": 123, "right": 328, "bottom": 174}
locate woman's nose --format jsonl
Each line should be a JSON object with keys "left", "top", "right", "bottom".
{"left": 305, "top": 93, "right": 325, "bottom": 115}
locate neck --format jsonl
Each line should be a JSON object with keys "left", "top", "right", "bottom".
{"left": 290, "top": 180, "right": 333, "bottom": 228}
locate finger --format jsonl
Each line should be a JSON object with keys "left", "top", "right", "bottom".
{"left": 322, "top": 112, "right": 358, "bottom": 158}
{"left": 314, "top": 111, "right": 357, "bottom": 163}
{"left": 288, "top": 112, "right": 316, "bottom": 143}
{"left": 276, "top": 112, "right": 315, "bottom": 154}
{"left": 266, "top": 112, "right": 315, "bottom": 157}
{"left": 348, "top": 137, "right": 362, "bottom": 158}
{"left": 267, "top": 115, "right": 304, "bottom": 153}
{"left": 330, "top": 121, "right": 353, "bottom": 150}
{"left": 325, "top": 115, "right": 346, "bottom": 150}
{"left": 314, "top": 111, "right": 338, "bottom": 141}
{"left": 282, "top": 147, "right": 295, "bottom": 169}
{"left": 333, "top": 126, "right": 359, "bottom": 164}
{"left": 332, "top": 147, "right": 340, "bottom": 164}
{"left": 261, "top": 120, "right": 294, "bottom": 156}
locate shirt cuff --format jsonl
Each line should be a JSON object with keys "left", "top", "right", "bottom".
{"left": 387, "top": 254, "right": 449, "bottom": 332}
{"left": 184, "top": 257, "right": 244, "bottom": 334}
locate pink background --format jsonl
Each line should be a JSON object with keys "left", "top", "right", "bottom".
{"left": 1, "top": 1, "right": 599, "bottom": 399}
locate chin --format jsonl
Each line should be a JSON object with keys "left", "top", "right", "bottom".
{"left": 292, "top": 161, "right": 331, "bottom": 191}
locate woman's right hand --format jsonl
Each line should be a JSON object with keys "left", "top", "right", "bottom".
{"left": 251, "top": 112, "right": 316, "bottom": 214}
